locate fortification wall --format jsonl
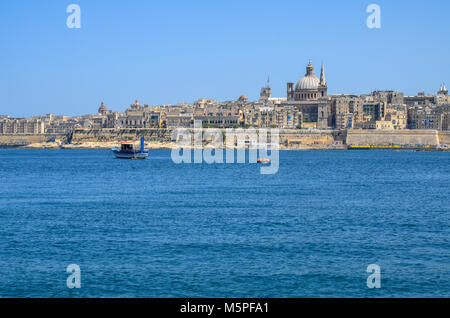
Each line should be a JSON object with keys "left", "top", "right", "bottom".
{"left": 0, "top": 134, "right": 65, "bottom": 147}
{"left": 71, "top": 128, "right": 173, "bottom": 143}
{"left": 346, "top": 130, "right": 440, "bottom": 146}
{"left": 438, "top": 132, "right": 450, "bottom": 145}
{"left": 72, "top": 128, "right": 342, "bottom": 145}
{"left": 11, "top": 129, "right": 444, "bottom": 148}
{"left": 278, "top": 129, "right": 342, "bottom": 145}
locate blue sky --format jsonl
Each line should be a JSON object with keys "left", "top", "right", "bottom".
{"left": 0, "top": 0, "right": 449, "bottom": 117}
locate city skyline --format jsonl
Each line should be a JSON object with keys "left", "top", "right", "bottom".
{"left": 0, "top": 0, "right": 449, "bottom": 117}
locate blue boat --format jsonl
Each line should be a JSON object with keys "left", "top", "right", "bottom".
{"left": 112, "top": 137, "right": 149, "bottom": 159}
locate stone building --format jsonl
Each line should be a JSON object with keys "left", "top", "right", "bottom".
{"left": 437, "top": 84, "right": 450, "bottom": 105}
{"left": 376, "top": 105, "right": 408, "bottom": 130}
{"left": 165, "top": 107, "right": 193, "bottom": 129}
{"left": 276, "top": 106, "right": 303, "bottom": 129}
{"left": 371, "top": 90, "right": 404, "bottom": 105}
{"left": 407, "top": 105, "right": 449, "bottom": 130}
{"left": 330, "top": 95, "right": 362, "bottom": 129}
{"left": 95, "top": 101, "right": 119, "bottom": 128}
{"left": 259, "top": 78, "right": 272, "bottom": 102}
{"left": 283, "top": 60, "right": 331, "bottom": 128}
{"left": 0, "top": 117, "right": 46, "bottom": 134}
{"left": 404, "top": 92, "right": 436, "bottom": 106}
{"left": 241, "top": 104, "right": 302, "bottom": 129}
{"left": 287, "top": 60, "right": 327, "bottom": 101}
{"left": 194, "top": 114, "right": 239, "bottom": 128}
{"left": 118, "top": 100, "right": 161, "bottom": 128}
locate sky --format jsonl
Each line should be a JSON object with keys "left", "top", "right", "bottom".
{"left": 0, "top": 0, "right": 449, "bottom": 117}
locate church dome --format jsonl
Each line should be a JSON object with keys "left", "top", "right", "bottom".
{"left": 98, "top": 101, "right": 107, "bottom": 113}
{"left": 238, "top": 94, "right": 248, "bottom": 102}
{"left": 295, "top": 60, "right": 320, "bottom": 91}
{"left": 295, "top": 74, "right": 320, "bottom": 90}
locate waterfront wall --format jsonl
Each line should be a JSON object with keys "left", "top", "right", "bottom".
{"left": 0, "top": 134, "right": 66, "bottom": 147}
{"left": 277, "top": 129, "right": 344, "bottom": 145}
{"left": 346, "top": 130, "right": 440, "bottom": 146}
{"left": 1, "top": 129, "right": 448, "bottom": 148}
{"left": 71, "top": 128, "right": 343, "bottom": 145}
{"left": 439, "top": 132, "right": 450, "bottom": 145}
{"left": 71, "top": 128, "right": 174, "bottom": 143}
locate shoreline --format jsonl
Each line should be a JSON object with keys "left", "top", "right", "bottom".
{"left": 1, "top": 142, "right": 449, "bottom": 152}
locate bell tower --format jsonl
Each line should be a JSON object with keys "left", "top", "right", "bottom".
{"left": 286, "top": 82, "right": 294, "bottom": 101}
{"left": 259, "top": 76, "right": 272, "bottom": 101}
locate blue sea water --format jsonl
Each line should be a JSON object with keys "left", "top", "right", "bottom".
{"left": 0, "top": 149, "right": 449, "bottom": 298}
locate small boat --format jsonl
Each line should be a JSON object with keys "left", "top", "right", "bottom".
{"left": 257, "top": 158, "right": 270, "bottom": 164}
{"left": 112, "top": 137, "right": 149, "bottom": 159}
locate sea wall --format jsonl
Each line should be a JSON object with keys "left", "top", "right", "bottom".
{"left": 277, "top": 129, "right": 344, "bottom": 145}
{"left": 346, "top": 130, "right": 440, "bottom": 146}
{"left": 71, "top": 128, "right": 173, "bottom": 143}
{"left": 3, "top": 129, "right": 447, "bottom": 148}
{"left": 0, "top": 134, "right": 66, "bottom": 147}
{"left": 71, "top": 128, "right": 343, "bottom": 145}
{"left": 439, "top": 132, "right": 450, "bottom": 145}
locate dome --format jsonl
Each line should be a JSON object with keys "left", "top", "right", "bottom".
{"left": 98, "top": 101, "right": 107, "bottom": 113}
{"left": 295, "top": 74, "right": 320, "bottom": 91}
{"left": 295, "top": 60, "right": 320, "bottom": 91}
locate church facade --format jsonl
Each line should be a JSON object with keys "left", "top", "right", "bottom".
{"left": 282, "top": 60, "right": 331, "bottom": 128}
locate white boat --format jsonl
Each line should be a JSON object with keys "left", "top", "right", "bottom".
{"left": 112, "top": 137, "right": 149, "bottom": 159}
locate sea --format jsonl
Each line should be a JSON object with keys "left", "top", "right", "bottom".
{"left": 0, "top": 149, "right": 449, "bottom": 298}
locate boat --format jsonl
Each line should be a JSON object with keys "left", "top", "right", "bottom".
{"left": 257, "top": 158, "right": 271, "bottom": 164}
{"left": 112, "top": 137, "right": 149, "bottom": 159}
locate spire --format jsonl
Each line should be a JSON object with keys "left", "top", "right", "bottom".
{"left": 320, "top": 63, "right": 326, "bottom": 85}
{"left": 439, "top": 82, "right": 448, "bottom": 96}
